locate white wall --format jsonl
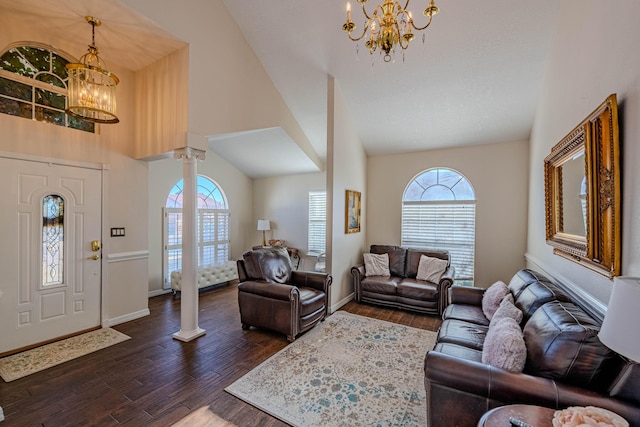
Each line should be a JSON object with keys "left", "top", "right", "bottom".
{"left": 252, "top": 172, "right": 326, "bottom": 253}
{"left": 0, "top": 14, "right": 150, "bottom": 325}
{"left": 328, "top": 78, "right": 368, "bottom": 309}
{"left": 367, "top": 140, "right": 530, "bottom": 288}
{"left": 527, "top": 0, "right": 640, "bottom": 305}
{"left": 122, "top": 0, "right": 321, "bottom": 169}
{"left": 147, "top": 151, "right": 253, "bottom": 294}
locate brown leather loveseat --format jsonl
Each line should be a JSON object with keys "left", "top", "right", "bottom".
{"left": 351, "top": 245, "right": 455, "bottom": 315}
{"left": 236, "top": 247, "right": 332, "bottom": 342}
{"left": 424, "top": 269, "right": 640, "bottom": 426}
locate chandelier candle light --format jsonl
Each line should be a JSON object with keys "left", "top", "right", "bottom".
{"left": 66, "top": 16, "right": 119, "bottom": 124}
{"left": 343, "top": 0, "right": 439, "bottom": 62}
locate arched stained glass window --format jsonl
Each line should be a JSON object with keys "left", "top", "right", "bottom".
{"left": 163, "top": 176, "right": 230, "bottom": 288}
{"left": 42, "top": 194, "right": 64, "bottom": 286}
{"left": 402, "top": 168, "right": 476, "bottom": 285}
{"left": 0, "top": 44, "right": 94, "bottom": 132}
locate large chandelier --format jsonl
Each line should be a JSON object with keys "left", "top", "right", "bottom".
{"left": 342, "top": 0, "right": 439, "bottom": 62}
{"left": 66, "top": 16, "right": 119, "bottom": 124}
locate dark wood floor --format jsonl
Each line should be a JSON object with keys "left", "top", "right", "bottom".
{"left": 0, "top": 283, "right": 442, "bottom": 426}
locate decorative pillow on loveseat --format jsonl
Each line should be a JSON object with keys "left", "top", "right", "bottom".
{"left": 363, "top": 253, "right": 391, "bottom": 277}
{"left": 482, "top": 281, "right": 510, "bottom": 320}
{"left": 416, "top": 254, "right": 449, "bottom": 283}
{"left": 482, "top": 316, "right": 527, "bottom": 372}
{"left": 523, "top": 301, "right": 616, "bottom": 389}
{"left": 370, "top": 245, "right": 406, "bottom": 277}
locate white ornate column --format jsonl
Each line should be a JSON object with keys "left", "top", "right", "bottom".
{"left": 172, "top": 147, "right": 206, "bottom": 342}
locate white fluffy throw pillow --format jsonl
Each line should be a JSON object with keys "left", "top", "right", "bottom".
{"left": 490, "top": 294, "right": 523, "bottom": 327}
{"left": 482, "top": 316, "right": 527, "bottom": 372}
{"left": 416, "top": 255, "right": 448, "bottom": 283}
{"left": 363, "top": 253, "right": 390, "bottom": 277}
{"left": 482, "top": 281, "right": 510, "bottom": 320}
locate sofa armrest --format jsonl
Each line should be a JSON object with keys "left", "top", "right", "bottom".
{"left": 351, "top": 264, "right": 366, "bottom": 302}
{"left": 424, "top": 351, "right": 640, "bottom": 427}
{"left": 438, "top": 266, "right": 455, "bottom": 312}
{"left": 237, "top": 280, "right": 296, "bottom": 301}
{"left": 449, "top": 285, "right": 485, "bottom": 306}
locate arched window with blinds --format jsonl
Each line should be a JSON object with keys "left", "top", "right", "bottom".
{"left": 401, "top": 168, "right": 476, "bottom": 285}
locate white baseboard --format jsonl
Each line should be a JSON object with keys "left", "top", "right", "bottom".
{"left": 103, "top": 308, "right": 150, "bottom": 327}
{"left": 331, "top": 292, "right": 354, "bottom": 314}
{"left": 0, "top": 405, "right": 4, "bottom": 422}
{"left": 148, "top": 288, "right": 172, "bottom": 298}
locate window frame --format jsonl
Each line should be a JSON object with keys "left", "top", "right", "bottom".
{"left": 163, "top": 175, "right": 230, "bottom": 289}
{"left": 308, "top": 190, "right": 326, "bottom": 256}
{"left": 0, "top": 43, "right": 95, "bottom": 132}
{"left": 401, "top": 168, "right": 476, "bottom": 284}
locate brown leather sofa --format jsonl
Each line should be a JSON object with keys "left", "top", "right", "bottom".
{"left": 424, "top": 269, "right": 640, "bottom": 426}
{"left": 236, "top": 247, "right": 332, "bottom": 342}
{"left": 351, "top": 245, "right": 455, "bottom": 315}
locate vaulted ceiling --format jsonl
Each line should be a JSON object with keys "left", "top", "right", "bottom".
{"left": 1, "top": 0, "right": 560, "bottom": 176}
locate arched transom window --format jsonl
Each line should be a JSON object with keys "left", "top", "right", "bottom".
{"left": 0, "top": 44, "right": 94, "bottom": 132}
{"left": 402, "top": 168, "right": 476, "bottom": 285}
{"left": 163, "top": 175, "right": 230, "bottom": 288}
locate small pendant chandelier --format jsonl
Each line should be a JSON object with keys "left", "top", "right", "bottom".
{"left": 343, "top": 0, "right": 439, "bottom": 63}
{"left": 66, "top": 16, "right": 119, "bottom": 124}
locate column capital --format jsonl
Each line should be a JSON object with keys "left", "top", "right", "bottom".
{"left": 173, "top": 147, "right": 206, "bottom": 161}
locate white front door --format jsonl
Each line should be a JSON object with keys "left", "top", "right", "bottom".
{"left": 0, "top": 157, "right": 102, "bottom": 354}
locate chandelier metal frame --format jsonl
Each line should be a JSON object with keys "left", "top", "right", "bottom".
{"left": 343, "top": 0, "right": 439, "bottom": 62}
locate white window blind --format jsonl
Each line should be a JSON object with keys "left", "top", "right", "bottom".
{"left": 308, "top": 191, "right": 326, "bottom": 254}
{"left": 401, "top": 202, "right": 476, "bottom": 280}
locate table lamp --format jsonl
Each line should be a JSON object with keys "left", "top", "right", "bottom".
{"left": 598, "top": 276, "right": 640, "bottom": 363}
{"left": 257, "top": 219, "right": 270, "bottom": 247}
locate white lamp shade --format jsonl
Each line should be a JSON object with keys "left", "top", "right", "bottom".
{"left": 257, "top": 220, "right": 271, "bottom": 231}
{"left": 598, "top": 276, "right": 640, "bottom": 362}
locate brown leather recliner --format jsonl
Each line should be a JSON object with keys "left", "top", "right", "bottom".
{"left": 236, "top": 247, "right": 332, "bottom": 342}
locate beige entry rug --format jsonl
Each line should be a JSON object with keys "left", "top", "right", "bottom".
{"left": 225, "top": 311, "right": 437, "bottom": 427}
{"left": 0, "top": 328, "right": 130, "bottom": 382}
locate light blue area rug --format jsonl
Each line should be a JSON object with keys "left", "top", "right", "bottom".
{"left": 225, "top": 311, "right": 437, "bottom": 426}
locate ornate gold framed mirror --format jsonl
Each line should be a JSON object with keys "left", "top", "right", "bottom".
{"left": 544, "top": 94, "right": 621, "bottom": 278}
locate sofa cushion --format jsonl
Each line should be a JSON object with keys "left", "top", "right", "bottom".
{"left": 442, "top": 304, "right": 489, "bottom": 326}
{"left": 523, "top": 301, "right": 616, "bottom": 389}
{"left": 514, "top": 279, "right": 568, "bottom": 322}
{"left": 405, "top": 249, "right": 450, "bottom": 278}
{"left": 371, "top": 245, "right": 406, "bottom": 277}
{"left": 437, "top": 319, "right": 489, "bottom": 351}
{"left": 363, "top": 253, "right": 391, "bottom": 277}
{"left": 397, "top": 279, "right": 438, "bottom": 300}
{"left": 360, "top": 276, "right": 400, "bottom": 296}
{"left": 482, "top": 317, "right": 527, "bottom": 372}
{"left": 299, "top": 287, "right": 325, "bottom": 317}
{"left": 490, "top": 294, "right": 523, "bottom": 327}
{"left": 508, "top": 269, "right": 552, "bottom": 299}
{"left": 433, "top": 342, "right": 483, "bottom": 363}
{"left": 482, "top": 281, "right": 509, "bottom": 320}
{"left": 416, "top": 255, "right": 449, "bottom": 283}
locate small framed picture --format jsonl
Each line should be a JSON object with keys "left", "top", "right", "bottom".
{"left": 345, "top": 189, "right": 361, "bottom": 234}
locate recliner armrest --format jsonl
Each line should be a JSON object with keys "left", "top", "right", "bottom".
{"left": 237, "top": 280, "right": 296, "bottom": 301}
{"left": 290, "top": 270, "right": 332, "bottom": 293}
{"left": 449, "top": 284, "right": 485, "bottom": 306}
